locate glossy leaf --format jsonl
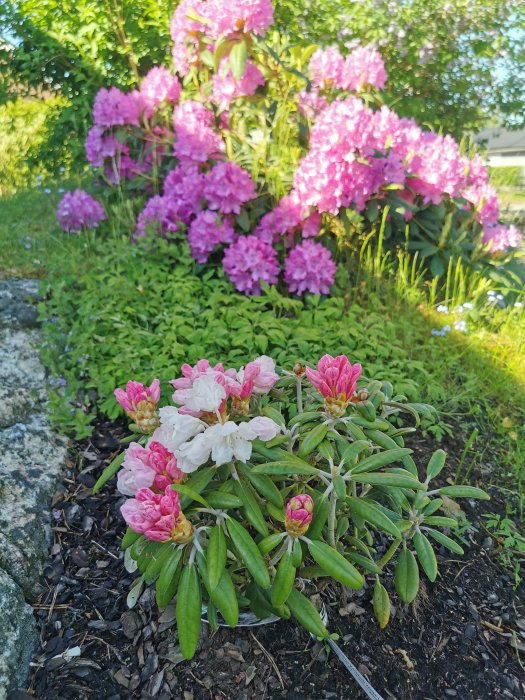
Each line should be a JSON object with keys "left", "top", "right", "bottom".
{"left": 207, "top": 524, "right": 227, "bottom": 591}
{"left": 394, "top": 547, "right": 419, "bottom": 604}
{"left": 227, "top": 518, "right": 270, "bottom": 589}
{"left": 286, "top": 588, "right": 329, "bottom": 639}
{"left": 176, "top": 564, "right": 202, "bottom": 660}
{"left": 373, "top": 579, "right": 391, "bottom": 628}
{"left": 271, "top": 552, "right": 296, "bottom": 607}
{"left": 413, "top": 532, "right": 438, "bottom": 582}
{"left": 308, "top": 540, "right": 363, "bottom": 589}
{"left": 347, "top": 497, "right": 402, "bottom": 539}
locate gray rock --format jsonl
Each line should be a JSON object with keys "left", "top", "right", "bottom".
{"left": 0, "top": 569, "right": 37, "bottom": 698}
{"left": 9, "top": 303, "right": 39, "bottom": 328}
{"left": 0, "top": 417, "right": 67, "bottom": 595}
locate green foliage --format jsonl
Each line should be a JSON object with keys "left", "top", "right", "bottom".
{"left": 481, "top": 513, "right": 525, "bottom": 588}
{"left": 274, "top": 0, "right": 525, "bottom": 135}
{"left": 489, "top": 167, "right": 523, "bottom": 190}
{"left": 0, "top": 97, "right": 70, "bottom": 195}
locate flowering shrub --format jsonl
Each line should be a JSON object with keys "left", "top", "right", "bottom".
{"left": 96, "top": 353, "right": 488, "bottom": 658}
{"left": 56, "top": 0, "right": 521, "bottom": 294}
{"left": 56, "top": 189, "right": 105, "bottom": 233}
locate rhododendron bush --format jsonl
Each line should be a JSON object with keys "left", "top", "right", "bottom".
{"left": 95, "top": 353, "right": 488, "bottom": 659}
{"left": 57, "top": 0, "right": 522, "bottom": 292}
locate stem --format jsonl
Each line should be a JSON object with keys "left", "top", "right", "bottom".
{"left": 229, "top": 461, "right": 240, "bottom": 480}
{"left": 327, "top": 491, "right": 338, "bottom": 547}
{"left": 296, "top": 377, "right": 303, "bottom": 414}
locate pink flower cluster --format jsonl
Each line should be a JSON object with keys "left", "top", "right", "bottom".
{"left": 117, "top": 441, "right": 185, "bottom": 496}
{"left": 306, "top": 354, "right": 362, "bottom": 417}
{"left": 309, "top": 45, "right": 386, "bottom": 92}
{"left": 57, "top": 189, "right": 106, "bottom": 233}
{"left": 114, "top": 379, "right": 161, "bottom": 432}
{"left": 173, "top": 100, "right": 224, "bottom": 163}
{"left": 140, "top": 66, "right": 181, "bottom": 118}
{"left": 284, "top": 240, "right": 336, "bottom": 295}
{"left": 285, "top": 494, "right": 314, "bottom": 536}
{"left": 121, "top": 486, "right": 185, "bottom": 542}
{"left": 212, "top": 59, "right": 265, "bottom": 112}
{"left": 188, "top": 211, "right": 236, "bottom": 262}
{"left": 482, "top": 224, "right": 522, "bottom": 253}
{"left": 222, "top": 235, "right": 280, "bottom": 295}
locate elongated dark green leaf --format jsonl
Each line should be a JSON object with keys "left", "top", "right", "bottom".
{"left": 340, "top": 440, "right": 370, "bottom": 467}
{"left": 205, "top": 492, "right": 243, "bottom": 509}
{"left": 286, "top": 588, "right": 329, "bottom": 639}
{"left": 394, "top": 547, "right": 419, "bottom": 603}
{"left": 181, "top": 467, "right": 214, "bottom": 509}
{"left": 307, "top": 494, "right": 330, "bottom": 540}
{"left": 171, "top": 483, "right": 209, "bottom": 508}
{"left": 438, "top": 486, "right": 489, "bottom": 500}
{"left": 288, "top": 411, "right": 321, "bottom": 427}
{"left": 422, "top": 498, "right": 443, "bottom": 516}
{"left": 258, "top": 532, "right": 286, "bottom": 555}
{"left": 426, "top": 449, "right": 446, "bottom": 481}
{"left": 423, "top": 516, "right": 457, "bottom": 527}
{"left": 271, "top": 552, "right": 296, "bottom": 607}
{"left": 350, "top": 448, "right": 413, "bottom": 475}
{"left": 156, "top": 547, "right": 183, "bottom": 608}
{"left": 144, "top": 542, "right": 177, "bottom": 584}
{"left": 93, "top": 451, "right": 125, "bottom": 493}
{"left": 238, "top": 463, "right": 283, "bottom": 508}
{"left": 413, "top": 532, "right": 437, "bottom": 582}
{"left": 207, "top": 600, "right": 219, "bottom": 631}
{"left": 308, "top": 540, "right": 363, "bottom": 589}
{"left": 207, "top": 524, "right": 227, "bottom": 591}
{"left": 261, "top": 406, "right": 286, "bottom": 426}
{"left": 425, "top": 528, "right": 464, "bottom": 554}
{"left": 353, "top": 471, "right": 426, "bottom": 490}
{"left": 373, "top": 579, "right": 391, "bottom": 628}
{"left": 233, "top": 479, "right": 269, "bottom": 536}
{"left": 251, "top": 460, "right": 321, "bottom": 476}
{"left": 197, "top": 554, "right": 239, "bottom": 627}
{"left": 345, "top": 552, "right": 382, "bottom": 574}
{"left": 298, "top": 423, "right": 329, "bottom": 458}
{"left": 121, "top": 528, "right": 141, "bottom": 550}
{"left": 364, "top": 430, "right": 417, "bottom": 475}
{"left": 227, "top": 518, "right": 270, "bottom": 588}
{"left": 333, "top": 475, "right": 347, "bottom": 499}
{"left": 292, "top": 538, "right": 303, "bottom": 567}
{"left": 176, "top": 564, "right": 201, "bottom": 659}
{"left": 347, "top": 497, "right": 402, "bottom": 539}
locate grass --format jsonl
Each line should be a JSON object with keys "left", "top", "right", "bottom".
{"left": 2, "top": 182, "right": 525, "bottom": 505}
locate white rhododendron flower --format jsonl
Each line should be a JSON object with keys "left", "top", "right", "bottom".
{"left": 180, "top": 374, "right": 227, "bottom": 413}
{"left": 153, "top": 406, "right": 205, "bottom": 452}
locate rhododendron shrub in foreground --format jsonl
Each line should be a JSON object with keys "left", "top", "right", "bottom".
{"left": 95, "top": 353, "right": 488, "bottom": 659}
{"left": 57, "top": 0, "right": 521, "bottom": 293}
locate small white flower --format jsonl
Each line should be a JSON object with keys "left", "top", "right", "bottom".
{"left": 515, "top": 302, "right": 523, "bottom": 308}
{"left": 463, "top": 302, "right": 474, "bottom": 310}
{"left": 177, "top": 432, "right": 212, "bottom": 473}
{"left": 436, "top": 304, "right": 449, "bottom": 314}
{"left": 454, "top": 320, "right": 467, "bottom": 333}
{"left": 153, "top": 406, "right": 205, "bottom": 452}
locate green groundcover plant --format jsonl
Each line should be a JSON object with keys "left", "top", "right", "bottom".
{"left": 95, "top": 352, "right": 488, "bottom": 659}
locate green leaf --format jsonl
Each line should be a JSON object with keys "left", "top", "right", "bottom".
{"left": 251, "top": 459, "right": 321, "bottom": 477}
{"left": 181, "top": 467, "right": 214, "bottom": 509}
{"left": 298, "top": 423, "right": 329, "bottom": 458}
{"left": 121, "top": 528, "right": 141, "bottom": 550}
{"left": 227, "top": 518, "right": 270, "bottom": 589}
{"left": 271, "top": 552, "right": 296, "bottom": 607}
{"left": 423, "top": 516, "right": 457, "bottom": 527}
{"left": 438, "top": 486, "right": 489, "bottom": 500}
{"left": 292, "top": 538, "right": 303, "bottom": 567}
{"left": 286, "top": 588, "right": 329, "bottom": 639}
{"left": 288, "top": 411, "right": 321, "bottom": 427}
{"left": 352, "top": 471, "right": 426, "bottom": 490}
{"left": 347, "top": 497, "right": 402, "bottom": 539}
{"left": 229, "top": 40, "right": 248, "bottom": 80}
{"left": 156, "top": 547, "right": 183, "bottom": 608}
{"left": 92, "top": 451, "right": 125, "bottom": 493}
{"left": 307, "top": 494, "right": 330, "bottom": 540}
{"left": 345, "top": 551, "right": 382, "bottom": 574}
{"left": 258, "top": 532, "right": 286, "bottom": 555}
{"left": 333, "top": 475, "right": 347, "bottom": 500}
{"left": 205, "top": 492, "right": 243, "bottom": 509}
{"left": 176, "top": 564, "right": 202, "bottom": 660}
{"left": 171, "top": 483, "right": 210, "bottom": 508}
{"left": 413, "top": 532, "right": 437, "bottom": 582}
{"left": 261, "top": 406, "right": 286, "bottom": 426}
{"left": 394, "top": 547, "right": 419, "bottom": 604}
{"left": 197, "top": 554, "right": 239, "bottom": 628}
{"left": 350, "top": 448, "right": 413, "bottom": 475}
{"left": 207, "top": 524, "right": 227, "bottom": 591}
{"left": 426, "top": 449, "right": 446, "bottom": 481}
{"left": 238, "top": 463, "right": 283, "bottom": 508}
{"left": 373, "top": 580, "right": 390, "bottom": 628}
{"left": 207, "top": 600, "right": 219, "bottom": 631}
{"left": 425, "top": 528, "right": 464, "bottom": 554}
{"left": 339, "top": 440, "right": 370, "bottom": 467}
{"left": 143, "top": 542, "right": 178, "bottom": 584}
{"left": 233, "top": 479, "right": 269, "bottom": 536}
{"left": 308, "top": 540, "right": 363, "bottom": 589}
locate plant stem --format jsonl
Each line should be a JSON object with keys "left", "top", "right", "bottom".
{"left": 296, "top": 377, "right": 303, "bottom": 414}
{"left": 378, "top": 538, "right": 401, "bottom": 568}
{"left": 327, "top": 491, "right": 337, "bottom": 547}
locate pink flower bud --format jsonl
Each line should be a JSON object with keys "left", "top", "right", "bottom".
{"left": 285, "top": 494, "right": 314, "bottom": 537}
{"left": 121, "top": 485, "right": 191, "bottom": 543}
{"left": 114, "top": 379, "right": 161, "bottom": 433}
{"left": 305, "top": 355, "right": 362, "bottom": 418}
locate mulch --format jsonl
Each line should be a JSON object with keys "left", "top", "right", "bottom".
{"left": 13, "top": 418, "right": 525, "bottom": 700}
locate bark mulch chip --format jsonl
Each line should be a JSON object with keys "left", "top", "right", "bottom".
{"left": 19, "top": 418, "right": 525, "bottom": 700}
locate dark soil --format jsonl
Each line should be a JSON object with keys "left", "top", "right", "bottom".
{"left": 15, "top": 418, "right": 525, "bottom": 700}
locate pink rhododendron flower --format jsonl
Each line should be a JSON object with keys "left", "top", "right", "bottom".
{"left": 238, "top": 355, "right": 279, "bottom": 395}
{"left": 140, "top": 66, "right": 181, "bottom": 117}
{"left": 85, "top": 127, "right": 122, "bottom": 167}
{"left": 209, "top": 0, "right": 274, "bottom": 37}
{"left": 135, "top": 195, "right": 180, "bottom": 239}
{"left": 121, "top": 486, "right": 192, "bottom": 542}
{"left": 170, "top": 0, "right": 209, "bottom": 75}
{"left": 93, "top": 87, "right": 142, "bottom": 127}
{"left": 285, "top": 494, "right": 314, "bottom": 536}
{"left": 163, "top": 165, "right": 206, "bottom": 224}
{"left": 223, "top": 235, "right": 280, "bottom": 295}
{"left": 341, "top": 45, "right": 387, "bottom": 91}
{"left": 254, "top": 192, "right": 304, "bottom": 243}
{"left": 57, "top": 190, "right": 106, "bottom": 232}
{"left": 117, "top": 441, "right": 185, "bottom": 496}
{"left": 298, "top": 86, "right": 328, "bottom": 120}
{"left": 306, "top": 354, "right": 362, "bottom": 417}
{"left": 188, "top": 211, "right": 236, "bottom": 263}
{"left": 114, "top": 379, "right": 161, "bottom": 432}
{"left": 301, "top": 211, "right": 322, "bottom": 238}
{"left": 203, "top": 162, "right": 257, "bottom": 214}
{"left": 212, "top": 59, "right": 265, "bottom": 111}
{"left": 482, "top": 224, "right": 522, "bottom": 253}
{"left": 309, "top": 46, "right": 346, "bottom": 89}
{"left": 284, "top": 240, "right": 336, "bottom": 295}
{"left": 463, "top": 182, "right": 500, "bottom": 226}
{"left": 173, "top": 100, "right": 224, "bottom": 163}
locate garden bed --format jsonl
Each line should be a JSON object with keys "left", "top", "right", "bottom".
{"left": 23, "top": 418, "right": 525, "bottom": 700}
